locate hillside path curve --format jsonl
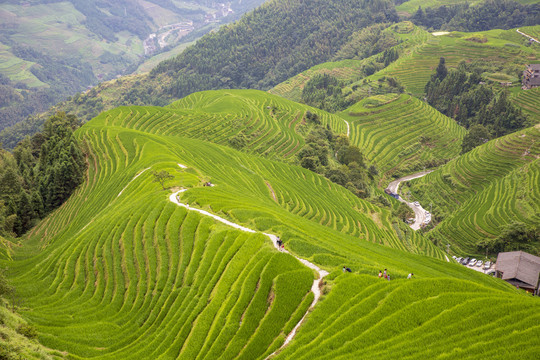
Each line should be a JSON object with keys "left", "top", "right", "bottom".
{"left": 168, "top": 189, "right": 328, "bottom": 356}
{"left": 517, "top": 29, "right": 540, "bottom": 44}
{"left": 386, "top": 171, "right": 433, "bottom": 230}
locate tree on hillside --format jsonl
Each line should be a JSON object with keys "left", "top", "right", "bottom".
{"left": 434, "top": 57, "right": 448, "bottom": 82}
{"left": 477, "top": 222, "right": 539, "bottom": 255}
{"left": 153, "top": 170, "right": 174, "bottom": 190}
{"left": 461, "top": 124, "right": 490, "bottom": 154}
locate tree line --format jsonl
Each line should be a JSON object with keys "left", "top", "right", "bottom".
{"left": 0, "top": 112, "right": 86, "bottom": 237}
{"left": 424, "top": 58, "right": 528, "bottom": 154}
{"left": 152, "top": 0, "right": 399, "bottom": 99}
{"left": 411, "top": 0, "right": 540, "bottom": 31}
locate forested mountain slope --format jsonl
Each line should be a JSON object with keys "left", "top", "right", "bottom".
{"left": 0, "top": 0, "right": 267, "bottom": 133}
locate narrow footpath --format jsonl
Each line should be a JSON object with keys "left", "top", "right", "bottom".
{"left": 517, "top": 28, "right": 540, "bottom": 44}
{"left": 168, "top": 189, "right": 328, "bottom": 356}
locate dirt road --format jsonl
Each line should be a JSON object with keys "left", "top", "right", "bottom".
{"left": 386, "top": 171, "right": 433, "bottom": 230}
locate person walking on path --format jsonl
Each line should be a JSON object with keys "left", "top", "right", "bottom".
{"left": 407, "top": 273, "right": 414, "bottom": 279}
{"left": 378, "top": 270, "right": 383, "bottom": 278}
{"left": 387, "top": 275, "right": 391, "bottom": 281}
{"left": 383, "top": 269, "right": 387, "bottom": 279}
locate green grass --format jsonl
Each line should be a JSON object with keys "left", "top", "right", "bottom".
{"left": 340, "top": 94, "right": 466, "bottom": 180}
{"left": 406, "top": 125, "right": 540, "bottom": 255}
{"left": 272, "top": 275, "right": 540, "bottom": 360}
{"left": 4, "top": 89, "right": 539, "bottom": 358}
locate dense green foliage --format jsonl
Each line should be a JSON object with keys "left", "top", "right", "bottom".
{"left": 0, "top": 113, "right": 85, "bottom": 236}
{"left": 152, "top": 0, "right": 398, "bottom": 98}
{"left": 301, "top": 75, "right": 354, "bottom": 113}
{"left": 297, "top": 119, "right": 372, "bottom": 198}
{"left": 411, "top": 0, "right": 540, "bottom": 31}
{"left": 425, "top": 58, "right": 529, "bottom": 152}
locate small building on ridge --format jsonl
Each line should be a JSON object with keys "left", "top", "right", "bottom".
{"left": 495, "top": 251, "right": 540, "bottom": 295}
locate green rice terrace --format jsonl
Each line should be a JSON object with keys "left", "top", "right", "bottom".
{"left": 3, "top": 89, "right": 540, "bottom": 359}
{"left": 374, "top": 27, "right": 540, "bottom": 96}
{"left": 340, "top": 93, "right": 466, "bottom": 180}
{"left": 406, "top": 124, "right": 540, "bottom": 255}
{"left": 101, "top": 89, "right": 347, "bottom": 161}
{"left": 512, "top": 86, "right": 540, "bottom": 124}
{"left": 269, "top": 22, "right": 431, "bottom": 103}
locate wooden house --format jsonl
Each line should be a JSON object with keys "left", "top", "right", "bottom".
{"left": 522, "top": 64, "right": 540, "bottom": 89}
{"left": 495, "top": 251, "right": 540, "bottom": 295}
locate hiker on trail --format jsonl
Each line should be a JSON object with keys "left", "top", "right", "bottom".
{"left": 276, "top": 236, "right": 282, "bottom": 247}
{"left": 387, "top": 275, "right": 391, "bottom": 281}
{"left": 378, "top": 270, "right": 382, "bottom": 278}
{"left": 383, "top": 269, "right": 387, "bottom": 279}
{"left": 343, "top": 266, "right": 346, "bottom": 273}
{"left": 407, "top": 273, "right": 414, "bottom": 279}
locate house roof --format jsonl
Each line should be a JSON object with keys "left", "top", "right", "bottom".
{"left": 529, "top": 77, "right": 540, "bottom": 85}
{"left": 529, "top": 64, "right": 540, "bottom": 71}
{"left": 496, "top": 251, "right": 540, "bottom": 288}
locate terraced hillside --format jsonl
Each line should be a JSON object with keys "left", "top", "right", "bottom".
{"left": 272, "top": 275, "right": 540, "bottom": 360}
{"left": 269, "top": 22, "right": 431, "bottom": 103}
{"left": 407, "top": 125, "right": 540, "bottom": 254}
{"left": 340, "top": 94, "right": 466, "bottom": 180}
{"left": 373, "top": 28, "right": 540, "bottom": 96}
{"left": 269, "top": 60, "right": 365, "bottom": 103}
{"left": 8, "top": 89, "right": 538, "bottom": 358}
{"left": 512, "top": 86, "right": 540, "bottom": 124}
{"left": 100, "top": 89, "right": 347, "bottom": 161}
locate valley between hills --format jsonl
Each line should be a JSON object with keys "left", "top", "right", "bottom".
{"left": 0, "top": 0, "right": 539, "bottom": 359}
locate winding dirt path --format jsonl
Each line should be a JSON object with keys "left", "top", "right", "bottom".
{"left": 168, "top": 189, "right": 328, "bottom": 355}
{"left": 117, "top": 168, "right": 150, "bottom": 197}
{"left": 343, "top": 119, "right": 350, "bottom": 137}
{"left": 517, "top": 29, "right": 540, "bottom": 44}
{"left": 386, "top": 171, "right": 433, "bottom": 230}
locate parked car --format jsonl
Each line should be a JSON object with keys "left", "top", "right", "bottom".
{"left": 414, "top": 201, "right": 420, "bottom": 206}
{"left": 486, "top": 269, "right": 496, "bottom": 276}
{"left": 461, "top": 257, "right": 470, "bottom": 265}
{"left": 456, "top": 257, "right": 462, "bottom": 263}
{"left": 476, "top": 260, "right": 483, "bottom": 267}
{"left": 483, "top": 261, "right": 492, "bottom": 270}
{"left": 469, "top": 259, "right": 477, "bottom": 266}
{"left": 452, "top": 255, "right": 457, "bottom": 260}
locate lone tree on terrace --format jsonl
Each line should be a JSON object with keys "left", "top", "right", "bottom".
{"left": 153, "top": 170, "right": 174, "bottom": 190}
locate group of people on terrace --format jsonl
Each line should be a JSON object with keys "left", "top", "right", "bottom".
{"left": 377, "top": 269, "right": 414, "bottom": 281}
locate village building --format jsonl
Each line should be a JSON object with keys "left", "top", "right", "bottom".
{"left": 522, "top": 64, "right": 540, "bottom": 89}
{"left": 495, "top": 251, "right": 540, "bottom": 295}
